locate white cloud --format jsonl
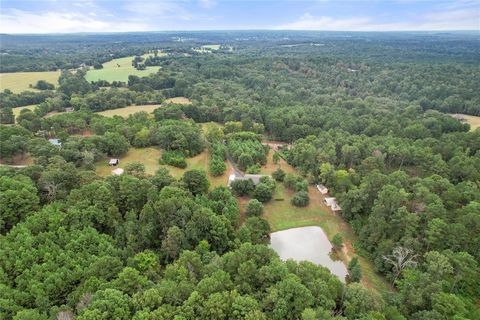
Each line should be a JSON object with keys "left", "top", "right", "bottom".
{"left": 199, "top": 0, "right": 217, "bottom": 9}
{"left": 276, "top": 8, "right": 480, "bottom": 31}
{"left": 0, "top": 9, "right": 149, "bottom": 33}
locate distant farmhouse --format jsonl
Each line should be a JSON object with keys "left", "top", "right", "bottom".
{"left": 228, "top": 174, "right": 270, "bottom": 187}
{"left": 109, "top": 158, "right": 119, "bottom": 166}
{"left": 316, "top": 184, "right": 328, "bottom": 195}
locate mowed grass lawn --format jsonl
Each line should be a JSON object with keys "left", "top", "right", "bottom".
{"left": 164, "top": 97, "right": 192, "bottom": 105}
{"left": 95, "top": 147, "right": 162, "bottom": 176}
{"left": 85, "top": 54, "right": 160, "bottom": 83}
{"left": 97, "top": 105, "right": 161, "bottom": 118}
{"left": 461, "top": 114, "right": 480, "bottom": 130}
{"left": 0, "top": 71, "right": 61, "bottom": 93}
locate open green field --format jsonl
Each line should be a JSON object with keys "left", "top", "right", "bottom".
{"left": 193, "top": 44, "right": 221, "bottom": 53}
{"left": 12, "top": 105, "right": 37, "bottom": 122}
{"left": 85, "top": 54, "right": 160, "bottom": 83}
{"left": 97, "top": 105, "right": 161, "bottom": 118}
{"left": 0, "top": 71, "right": 60, "bottom": 93}
{"left": 95, "top": 147, "right": 162, "bottom": 176}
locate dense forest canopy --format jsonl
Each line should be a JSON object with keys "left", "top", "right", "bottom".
{"left": 0, "top": 31, "right": 479, "bottom": 320}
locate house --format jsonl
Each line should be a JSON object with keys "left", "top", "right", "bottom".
{"left": 109, "top": 158, "right": 119, "bottom": 166}
{"left": 228, "top": 174, "right": 270, "bottom": 187}
{"left": 112, "top": 168, "right": 124, "bottom": 175}
{"left": 316, "top": 184, "right": 328, "bottom": 195}
{"left": 48, "top": 139, "right": 61, "bottom": 146}
{"left": 64, "top": 107, "right": 74, "bottom": 113}
{"left": 324, "top": 197, "right": 342, "bottom": 212}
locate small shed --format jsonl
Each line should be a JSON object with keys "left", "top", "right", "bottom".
{"left": 324, "top": 197, "right": 342, "bottom": 212}
{"left": 109, "top": 158, "right": 119, "bottom": 166}
{"left": 64, "top": 107, "right": 74, "bottom": 112}
{"left": 316, "top": 184, "right": 328, "bottom": 195}
{"left": 227, "top": 174, "right": 270, "bottom": 188}
{"left": 48, "top": 139, "right": 61, "bottom": 147}
{"left": 112, "top": 168, "right": 124, "bottom": 175}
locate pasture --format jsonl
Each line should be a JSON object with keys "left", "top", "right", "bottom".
{"left": 0, "top": 71, "right": 60, "bottom": 93}
{"left": 97, "top": 105, "right": 161, "bottom": 118}
{"left": 85, "top": 54, "right": 160, "bottom": 83}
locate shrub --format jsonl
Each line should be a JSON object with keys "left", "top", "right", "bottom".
{"left": 230, "top": 179, "right": 255, "bottom": 196}
{"left": 246, "top": 164, "right": 261, "bottom": 174}
{"left": 272, "top": 168, "right": 286, "bottom": 182}
{"left": 245, "top": 199, "right": 264, "bottom": 217}
{"left": 161, "top": 151, "right": 187, "bottom": 168}
{"left": 291, "top": 190, "right": 309, "bottom": 207}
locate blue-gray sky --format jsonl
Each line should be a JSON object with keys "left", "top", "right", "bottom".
{"left": 1, "top": 0, "right": 479, "bottom": 34}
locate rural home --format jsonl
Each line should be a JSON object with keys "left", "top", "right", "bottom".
{"left": 324, "top": 197, "right": 342, "bottom": 212}
{"left": 48, "top": 139, "right": 61, "bottom": 146}
{"left": 109, "top": 158, "right": 119, "bottom": 166}
{"left": 112, "top": 168, "right": 124, "bottom": 175}
{"left": 316, "top": 184, "right": 328, "bottom": 195}
{"left": 228, "top": 174, "right": 270, "bottom": 187}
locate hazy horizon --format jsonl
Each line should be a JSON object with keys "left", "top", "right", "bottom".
{"left": 1, "top": 0, "right": 479, "bottom": 34}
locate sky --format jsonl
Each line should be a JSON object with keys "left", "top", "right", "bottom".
{"left": 0, "top": 0, "right": 479, "bottom": 34}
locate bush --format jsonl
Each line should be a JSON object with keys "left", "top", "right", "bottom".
{"left": 161, "top": 151, "right": 187, "bottom": 168}
{"left": 291, "top": 190, "right": 309, "bottom": 207}
{"left": 181, "top": 169, "right": 210, "bottom": 195}
{"left": 246, "top": 164, "right": 261, "bottom": 174}
{"left": 272, "top": 168, "right": 286, "bottom": 181}
{"left": 245, "top": 199, "right": 264, "bottom": 217}
{"left": 209, "top": 156, "right": 226, "bottom": 176}
{"left": 347, "top": 256, "right": 362, "bottom": 283}
{"left": 254, "top": 177, "right": 276, "bottom": 203}
{"left": 284, "top": 172, "right": 301, "bottom": 190}
{"left": 230, "top": 179, "right": 255, "bottom": 196}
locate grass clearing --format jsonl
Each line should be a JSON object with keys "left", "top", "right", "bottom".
{"left": 12, "top": 105, "right": 37, "bottom": 122}
{"left": 450, "top": 113, "right": 480, "bottom": 131}
{"left": 0, "top": 153, "right": 34, "bottom": 166}
{"left": 95, "top": 147, "right": 162, "bottom": 176}
{"left": 0, "top": 71, "right": 61, "bottom": 93}
{"left": 97, "top": 105, "right": 161, "bottom": 118}
{"left": 164, "top": 97, "right": 192, "bottom": 105}
{"left": 85, "top": 54, "right": 160, "bottom": 83}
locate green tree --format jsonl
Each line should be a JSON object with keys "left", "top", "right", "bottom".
{"left": 182, "top": 170, "right": 210, "bottom": 195}
{"left": 245, "top": 199, "right": 264, "bottom": 217}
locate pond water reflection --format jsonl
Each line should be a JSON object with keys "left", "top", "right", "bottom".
{"left": 270, "top": 226, "right": 348, "bottom": 282}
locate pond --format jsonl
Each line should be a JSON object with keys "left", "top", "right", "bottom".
{"left": 270, "top": 226, "right": 348, "bottom": 282}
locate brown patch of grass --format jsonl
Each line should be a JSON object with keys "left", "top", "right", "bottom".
{"left": 97, "top": 105, "right": 161, "bottom": 118}
{"left": 0, "top": 153, "right": 33, "bottom": 166}
{"left": 164, "top": 97, "right": 191, "bottom": 105}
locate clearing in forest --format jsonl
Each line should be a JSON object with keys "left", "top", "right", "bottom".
{"left": 450, "top": 113, "right": 480, "bottom": 131}
{"left": 12, "top": 105, "right": 37, "bottom": 122}
{"left": 85, "top": 54, "right": 160, "bottom": 83}
{"left": 97, "top": 105, "right": 161, "bottom": 118}
{"left": 163, "top": 97, "right": 192, "bottom": 105}
{"left": 95, "top": 147, "right": 162, "bottom": 176}
{"left": 237, "top": 146, "right": 394, "bottom": 293}
{"left": 0, "top": 71, "right": 61, "bottom": 93}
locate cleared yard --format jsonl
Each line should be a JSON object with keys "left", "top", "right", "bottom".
{"left": 164, "top": 97, "right": 192, "bottom": 105}
{"left": 97, "top": 105, "right": 161, "bottom": 118}
{"left": 95, "top": 147, "right": 162, "bottom": 176}
{"left": 85, "top": 54, "right": 160, "bottom": 83}
{"left": 0, "top": 71, "right": 60, "bottom": 93}
{"left": 161, "top": 150, "right": 232, "bottom": 189}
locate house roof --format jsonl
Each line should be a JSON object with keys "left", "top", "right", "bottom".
{"left": 109, "top": 158, "right": 119, "bottom": 164}
{"left": 316, "top": 184, "right": 328, "bottom": 194}
{"left": 48, "top": 139, "right": 61, "bottom": 146}
{"left": 324, "top": 197, "right": 342, "bottom": 211}
{"left": 112, "top": 168, "right": 124, "bottom": 175}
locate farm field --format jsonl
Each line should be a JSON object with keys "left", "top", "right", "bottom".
{"left": 0, "top": 71, "right": 60, "bottom": 93}
{"left": 95, "top": 147, "right": 162, "bottom": 176}
{"left": 85, "top": 54, "right": 160, "bottom": 83}
{"left": 97, "top": 104, "right": 161, "bottom": 117}
{"left": 12, "top": 104, "right": 37, "bottom": 122}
